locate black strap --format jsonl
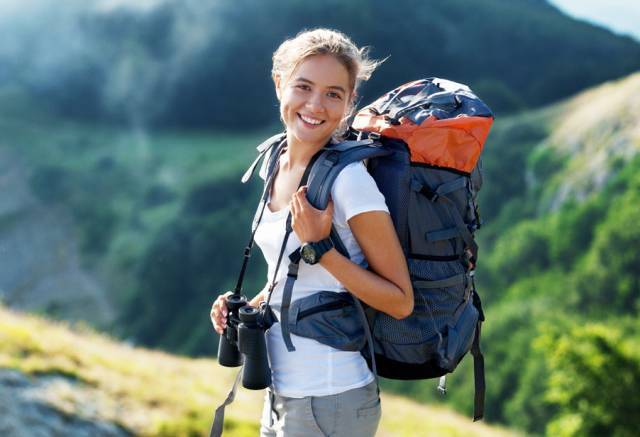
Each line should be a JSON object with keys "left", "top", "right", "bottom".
{"left": 232, "top": 141, "right": 286, "bottom": 296}
{"left": 241, "top": 133, "right": 286, "bottom": 183}
{"left": 471, "top": 321, "right": 485, "bottom": 421}
{"left": 209, "top": 368, "right": 243, "bottom": 437}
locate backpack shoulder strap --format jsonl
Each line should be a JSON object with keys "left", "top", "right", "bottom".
{"left": 306, "top": 140, "right": 392, "bottom": 210}
{"left": 302, "top": 140, "right": 392, "bottom": 259}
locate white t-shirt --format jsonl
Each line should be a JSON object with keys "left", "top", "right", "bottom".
{"left": 254, "top": 161, "right": 389, "bottom": 397}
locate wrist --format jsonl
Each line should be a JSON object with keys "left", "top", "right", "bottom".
{"left": 300, "top": 237, "right": 334, "bottom": 265}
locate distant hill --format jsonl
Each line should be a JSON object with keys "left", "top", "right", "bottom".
{"left": 2, "top": 0, "right": 640, "bottom": 127}
{"left": 0, "top": 304, "right": 521, "bottom": 436}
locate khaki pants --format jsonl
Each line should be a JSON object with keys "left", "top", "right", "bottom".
{"left": 260, "top": 381, "right": 381, "bottom": 437}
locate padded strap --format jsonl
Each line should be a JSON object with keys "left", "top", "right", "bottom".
{"left": 209, "top": 368, "right": 243, "bottom": 437}
{"left": 306, "top": 143, "right": 392, "bottom": 210}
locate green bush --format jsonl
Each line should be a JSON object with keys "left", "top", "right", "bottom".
{"left": 538, "top": 318, "right": 640, "bottom": 437}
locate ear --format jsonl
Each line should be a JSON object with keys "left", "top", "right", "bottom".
{"left": 273, "top": 75, "right": 282, "bottom": 100}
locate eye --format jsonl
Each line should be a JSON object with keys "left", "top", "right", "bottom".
{"left": 327, "top": 91, "right": 343, "bottom": 100}
{"left": 296, "top": 84, "right": 311, "bottom": 91}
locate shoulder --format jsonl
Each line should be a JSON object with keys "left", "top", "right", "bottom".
{"left": 331, "top": 161, "right": 388, "bottom": 226}
{"left": 333, "top": 161, "right": 372, "bottom": 187}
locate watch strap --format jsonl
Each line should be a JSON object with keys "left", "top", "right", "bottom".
{"left": 311, "top": 237, "right": 334, "bottom": 260}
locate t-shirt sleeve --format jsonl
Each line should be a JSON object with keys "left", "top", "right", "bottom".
{"left": 331, "top": 161, "right": 389, "bottom": 227}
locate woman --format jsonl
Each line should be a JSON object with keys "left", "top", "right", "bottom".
{"left": 211, "top": 28, "right": 413, "bottom": 436}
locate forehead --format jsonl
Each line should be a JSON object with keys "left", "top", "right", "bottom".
{"left": 290, "top": 55, "right": 351, "bottom": 91}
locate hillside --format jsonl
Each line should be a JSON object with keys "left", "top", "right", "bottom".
{"left": 0, "top": 304, "right": 521, "bottom": 436}
{"left": 3, "top": 0, "right": 640, "bottom": 127}
{"left": 465, "top": 72, "right": 640, "bottom": 435}
{"left": 2, "top": 50, "right": 640, "bottom": 437}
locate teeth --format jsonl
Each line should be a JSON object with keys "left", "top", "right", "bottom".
{"left": 300, "top": 114, "right": 323, "bottom": 125}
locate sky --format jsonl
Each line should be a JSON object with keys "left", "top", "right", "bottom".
{"left": 0, "top": 0, "right": 638, "bottom": 42}
{"left": 549, "top": 0, "right": 640, "bottom": 41}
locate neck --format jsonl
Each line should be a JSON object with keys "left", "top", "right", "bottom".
{"left": 283, "top": 133, "right": 329, "bottom": 170}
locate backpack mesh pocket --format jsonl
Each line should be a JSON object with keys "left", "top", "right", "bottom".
{"left": 371, "top": 258, "right": 469, "bottom": 364}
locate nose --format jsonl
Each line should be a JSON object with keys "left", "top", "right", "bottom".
{"left": 305, "top": 91, "right": 324, "bottom": 113}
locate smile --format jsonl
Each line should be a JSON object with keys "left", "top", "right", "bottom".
{"left": 298, "top": 113, "right": 324, "bottom": 126}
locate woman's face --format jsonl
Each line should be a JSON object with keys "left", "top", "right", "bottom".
{"left": 276, "top": 54, "right": 352, "bottom": 149}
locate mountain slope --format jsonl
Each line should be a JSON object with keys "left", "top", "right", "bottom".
{"left": 456, "top": 72, "right": 640, "bottom": 434}
{"left": 0, "top": 304, "right": 520, "bottom": 436}
{"left": 3, "top": 0, "right": 640, "bottom": 127}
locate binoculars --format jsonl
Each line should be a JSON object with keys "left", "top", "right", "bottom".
{"left": 217, "top": 294, "right": 271, "bottom": 390}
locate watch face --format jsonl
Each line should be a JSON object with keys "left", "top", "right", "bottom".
{"left": 300, "top": 244, "right": 317, "bottom": 264}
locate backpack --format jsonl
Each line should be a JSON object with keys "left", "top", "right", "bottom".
{"left": 210, "top": 78, "right": 493, "bottom": 435}
{"left": 350, "top": 78, "right": 492, "bottom": 421}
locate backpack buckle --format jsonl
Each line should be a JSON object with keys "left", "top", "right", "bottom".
{"left": 419, "top": 185, "right": 439, "bottom": 202}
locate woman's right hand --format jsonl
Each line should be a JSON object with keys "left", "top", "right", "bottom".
{"left": 210, "top": 291, "right": 233, "bottom": 335}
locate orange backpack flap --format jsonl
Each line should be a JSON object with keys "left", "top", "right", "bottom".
{"left": 352, "top": 78, "right": 494, "bottom": 173}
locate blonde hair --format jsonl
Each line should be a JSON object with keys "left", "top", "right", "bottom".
{"left": 272, "top": 28, "right": 384, "bottom": 139}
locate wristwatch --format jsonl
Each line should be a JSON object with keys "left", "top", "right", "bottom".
{"left": 300, "top": 238, "right": 334, "bottom": 265}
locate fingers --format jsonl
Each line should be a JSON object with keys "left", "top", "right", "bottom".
{"left": 210, "top": 292, "right": 232, "bottom": 335}
{"left": 290, "top": 189, "right": 301, "bottom": 216}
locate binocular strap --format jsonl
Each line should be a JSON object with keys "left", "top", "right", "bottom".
{"left": 209, "top": 368, "right": 243, "bottom": 437}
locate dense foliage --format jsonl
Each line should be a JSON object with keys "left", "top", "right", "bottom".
{"left": 6, "top": 0, "right": 640, "bottom": 127}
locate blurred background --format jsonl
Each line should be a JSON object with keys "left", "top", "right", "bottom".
{"left": 1, "top": 0, "right": 639, "bottom": 435}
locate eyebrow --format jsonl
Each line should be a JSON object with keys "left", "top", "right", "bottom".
{"left": 294, "top": 77, "right": 347, "bottom": 94}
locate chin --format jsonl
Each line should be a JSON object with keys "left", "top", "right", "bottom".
{"left": 290, "top": 128, "right": 332, "bottom": 146}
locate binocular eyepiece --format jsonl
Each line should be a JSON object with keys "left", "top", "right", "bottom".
{"left": 217, "top": 294, "right": 271, "bottom": 390}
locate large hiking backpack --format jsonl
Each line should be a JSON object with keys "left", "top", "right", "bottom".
{"left": 240, "top": 77, "right": 493, "bottom": 421}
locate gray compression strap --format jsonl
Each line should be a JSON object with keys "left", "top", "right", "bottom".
{"left": 209, "top": 368, "right": 243, "bottom": 437}
{"left": 279, "top": 249, "right": 300, "bottom": 352}
{"left": 425, "top": 227, "right": 461, "bottom": 243}
{"left": 413, "top": 274, "right": 466, "bottom": 289}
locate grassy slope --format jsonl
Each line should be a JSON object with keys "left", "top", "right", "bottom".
{"left": 0, "top": 304, "right": 520, "bottom": 436}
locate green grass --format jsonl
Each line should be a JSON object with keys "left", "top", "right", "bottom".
{"left": 0, "top": 304, "right": 522, "bottom": 436}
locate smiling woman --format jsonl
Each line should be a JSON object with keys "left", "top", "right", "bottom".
{"left": 210, "top": 28, "right": 412, "bottom": 437}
